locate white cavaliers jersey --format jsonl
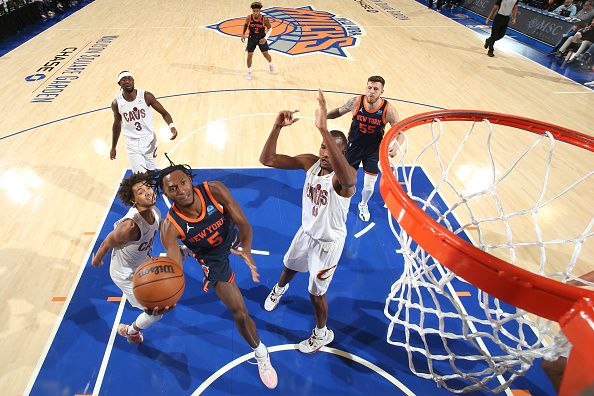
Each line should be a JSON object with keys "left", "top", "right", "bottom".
{"left": 115, "top": 89, "right": 154, "bottom": 139}
{"left": 301, "top": 159, "right": 352, "bottom": 242}
{"left": 110, "top": 206, "right": 161, "bottom": 279}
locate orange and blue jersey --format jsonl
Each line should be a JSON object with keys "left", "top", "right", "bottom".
{"left": 166, "top": 182, "right": 236, "bottom": 258}
{"left": 348, "top": 95, "right": 390, "bottom": 148}
{"left": 247, "top": 15, "right": 267, "bottom": 40}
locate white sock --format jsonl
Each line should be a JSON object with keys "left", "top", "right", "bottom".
{"left": 361, "top": 173, "right": 378, "bottom": 206}
{"left": 133, "top": 312, "right": 163, "bottom": 332}
{"left": 274, "top": 283, "right": 287, "bottom": 293}
{"left": 314, "top": 326, "right": 327, "bottom": 337}
{"left": 253, "top": 342, "right": 267, "bottom": 358}
{"left": 247, "top": 67, "right": 252, "bottom": 72}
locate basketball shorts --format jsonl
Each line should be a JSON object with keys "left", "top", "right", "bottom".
{"left": 110, "top": 264, "right": 143, "bottom": 309}
{"left": 193, "top": 230, "right": 239, "bottom": 292}
{"left": 246, "top": 37, "right": 269, "bottom": 52}
{"left": 346, "top": 143, "right": 380, "bottom": 175}
{"left": 283, "top": 227, "right": 346, "bottom": 296}
{"left": 125, "top": 133, "right": 157, "bottom": 173}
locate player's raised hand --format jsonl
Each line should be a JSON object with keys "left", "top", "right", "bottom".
{"left": 315, "top": 89, "right": 328, "bottom": 130}
{"left": 230, "top": 247, "right": 260, "bottom": 283}
{"left": 274, "top": 110, "right": 299, "bottom": 128}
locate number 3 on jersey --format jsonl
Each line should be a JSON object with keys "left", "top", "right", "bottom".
{"left": 135, "top": 122, "right": 142, "bottom": 131}
{"left": 207, "top": 231, "right": 223, "bottom": 247}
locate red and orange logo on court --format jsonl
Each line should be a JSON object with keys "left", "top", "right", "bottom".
{"left": 206, "top": 6, "right": 363, "bottom": 58}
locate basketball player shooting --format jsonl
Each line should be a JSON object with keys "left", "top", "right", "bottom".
{"left": 91, "top": 171, "right": 169, "bottom": 344}
{"left": 327, "top": 76, "right": 399, "bottom": 222}
{"left": 110, "top": 71, "right": 179, "bottom": 173}
{"left": 156, "top": 161, "right": 278, "bottom": 389}
{"left": 260, "top": 90, "right": 356, "bottom": 353}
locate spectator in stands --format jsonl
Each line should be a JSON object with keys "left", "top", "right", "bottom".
{"left": 553, "top": 0, "right": 578, "bottom": 16}
{"left": 549, "top": 0, "right": 594, "bottom": 54}
{"left": 552, "top": 18, "right": 594, "bottom": 61}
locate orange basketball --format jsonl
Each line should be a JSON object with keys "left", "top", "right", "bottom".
{"left": 133, "top": 257, "right": 185, "bottom": 310}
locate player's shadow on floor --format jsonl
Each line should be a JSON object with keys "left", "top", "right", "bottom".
{"left": 137, "top": 344, "right": 195, "bottom": 390}
{"left": 486, "top": 65, "right": 575, "bottom": 84}
{"left": 204, "top": 170, "right": 302, "bottom": 209}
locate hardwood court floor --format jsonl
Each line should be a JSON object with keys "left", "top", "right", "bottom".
{"left": 0, "top": 1, "right": 592, "bottom": 395}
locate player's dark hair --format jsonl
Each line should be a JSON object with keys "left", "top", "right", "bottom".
{"left": 368, "top": 75, "right": 385, "bottom": 87}
{"left": 118, "top": 171, "right": 154, "bottom": 207}
{"left": 251, "top": 1, "right": 263, "bottom": 9}
{"left": 153, "top": 153, "right": 193, "bottom": 194}
{"left": 330, "top": 130, "right": 348, "bottom": 148}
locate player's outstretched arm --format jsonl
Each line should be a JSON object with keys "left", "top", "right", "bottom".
{"left": 208, "top": 181, "right": 260, "bottom": 283}
{"left": 259, "top": 110, "right": 318, "bottom": 170}
{"left": 316, "top": 90, "right": 356, "bottom": 198}
{"left": 327, "top": 96, "right": 356, "bottom": 119}
{"left": 145, "top": 91, "right": 178, "bottom": 140}
{"left": 160, "top": 218, "right": 183, "bottom": 266}
{"left": 110, "top": 100, "right": 122, "bottom": 160}
{"left": 92, "top": 220, "right": 139, "bottom": 267}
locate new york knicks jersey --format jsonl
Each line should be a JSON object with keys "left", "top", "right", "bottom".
{"left": 248, "top": 15, "right": 266, "bottom": 40}
{"left": 166, "top": 182, "right": 236, "bottom": 257}
{"left": 302, "top": 160, "right": 351, "bottom": 242}
{"left": 115, "top": 89, "right": 154, "bottom": 139}
{"left": 348, "top": 95, "right": 390, "bottom": 147}
{"left": 110, "top": 206, "right": 160, "bottom": 279}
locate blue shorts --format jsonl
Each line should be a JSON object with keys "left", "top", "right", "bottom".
{"left": 246, "top": 37, "right": 269, "bottom": 52}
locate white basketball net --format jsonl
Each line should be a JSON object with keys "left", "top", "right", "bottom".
{"left": 383, "top": 117, "right": 594, "bottom": 393}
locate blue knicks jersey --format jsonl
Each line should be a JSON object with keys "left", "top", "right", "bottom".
{"left": 166, "top": 182, "right": 235, "bottom": 257}
{"left": 248, "top": 15, "right": 266, "bottom": 39}
{"left": 348, "top": 95, "right": 390, "bottom": 147}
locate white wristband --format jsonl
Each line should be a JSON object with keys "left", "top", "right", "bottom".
{"left": 168, "top": 123, "right": 176, "bottom": 129}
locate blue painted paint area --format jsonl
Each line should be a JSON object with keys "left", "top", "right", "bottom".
{"left": 0, "top": 1, "right": 95, "bottom": 57}
{"left": 28, "top": 167, "right": 556, "bottom": 395}
{"left": 420, "top": 2, "right": 594, "bottom": 85}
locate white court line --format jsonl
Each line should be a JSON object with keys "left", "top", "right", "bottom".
{"left": 553, "top": 91, "right": 594, "bottom": 94}
{"left": 92, "top": 296, "right": 127, "bottom": 396}
{"left": 191, "top": 344, "right": 414, "bottom": 396}
{"left": 163, "top": 113, "right": 339, "bottom": 168}
{"left": 354, "top": 222, "right": 376, "bottom": 238}
{"left": 23, "top": 169, "right": 127, "bottom": 396}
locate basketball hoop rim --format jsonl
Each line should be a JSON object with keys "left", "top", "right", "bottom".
{"left": 379, "top": 110, "right": 594, "bottom": 322}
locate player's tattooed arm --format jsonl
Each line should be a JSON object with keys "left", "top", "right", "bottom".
{"left": 327, "top": 96, "right": 357, "bottom": 119}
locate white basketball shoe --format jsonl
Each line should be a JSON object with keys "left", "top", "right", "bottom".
{"left": 255, "top": 352, "right": 278, "bottom": 389}
{"left": 245, "top": 70, "right": 253, "bottom": 80}
{"left": 298, "top": 328, "right": 334, "bottom": 353}
{"left": 264, "top": 283, "right": 289, "bottom": 311}
{"left": 358, "top": 202, "right": 370, "bottom": 222}
{"left": 117, "top": 324, "right": 143, "bottom": 344}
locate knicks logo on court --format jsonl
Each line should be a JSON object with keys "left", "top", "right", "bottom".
{"left": 206, "top": 6, "right": 364, "bottom": 58}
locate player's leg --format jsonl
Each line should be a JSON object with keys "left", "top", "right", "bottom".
{"left": 141, "top": 134, "right": 158, "bottom": 171}
{"left": 264, "top": 228, "right": 309, "bottom": 311}
{"left": 298, "top": 236, "right": 345, "bottom": 353}
{"left": 245, "top": 39, "right": 257, "bottom": 80}
{"left": 215, "top": 280, "right": 278, "bottom": 389}
{"left": 358, "top": 150, "right": 380, "bottom": 222}
{"left": 260, "top": 42, "right": 275, "bottom": 74}
{"left": 126, "top": 138, "right": 148, "bottom": 173}
{"left": 111, "top": 273, "right": 163, "bottom": 344}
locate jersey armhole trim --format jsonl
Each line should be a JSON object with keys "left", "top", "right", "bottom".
{"left": 166, "top": 212, "right": 186, "bottom": 241}
{"left": 203, "top": 182, "right": 224, "bottom": 214}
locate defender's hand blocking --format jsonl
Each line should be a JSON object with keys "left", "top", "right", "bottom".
{"left": 274, "top": 110, "right": 299, "bottom": 128}
{"left": 230, "top": 247, "right": 260, "bottom": 283}
{"left": 315, "top": 89, "right": 328, "bottom": 130}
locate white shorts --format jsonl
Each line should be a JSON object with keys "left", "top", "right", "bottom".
{"left": 110, "top": 265, "right": 143, "bottom": 309}
{"left": 125, "top": 133, "right": 157, "bottom": 173}
{"left": 283, "top": 227, "right": 345, "bottom": 296}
